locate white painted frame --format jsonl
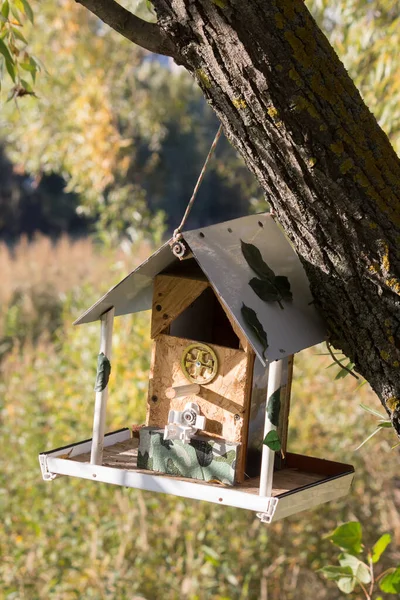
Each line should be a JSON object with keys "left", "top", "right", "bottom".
{"left": 39, "top": 429, "right": 354, "bottom": 523}
{"left": 91, "top": 307, "right": 115, "bottom": 465}
{"left": 259, "top": 359, "right": 282, "bottom": 497}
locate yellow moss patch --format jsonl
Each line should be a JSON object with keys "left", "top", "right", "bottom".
{"left": 380, "top": 350, "right": 390, "bottom": 361}
{"left": 310, "top": 74, "right": 331, "bottom": 103}
{"left": 267, "top": 106, "right": 279, "bottom": 119}
{"left": 386, "top": 278, "right": 400, "bottom": 294}
{"left": 319, "top": 124, "right": 327, "bottom": 132}
{"left": 330, "top": 141, "right": 344, "bottom": 155}
{"left": 389, "top": 335, "right": 395, "bottom": 344}
{"left": 289, "top": 68, "right": 302, "bottom": 85}
{"left": 196, "top": 69, "right": 211, "bottom": 89}
{"left": 275, "top": 64, "right": 284, "bottom": 72}
{"left": 308, "top": 157, "right": 317, "bottom": 167}
{"left": 368, "top": 264, "right": 378, "bottom": 274}
{"left": 275, "top": 13, "right": 285, "bottom": 29}
{"left": 340, "top": 158, "right": 354, "bottom": 174}
{"left": 387, "top": 397, "right": 400, "bottom": 411}
{"left": 394, "top": 361, "right": 400, "bottom": 368}
{"left": 280, "top": 0, "right": 296, "bottom": 21}
{"left": 232, "top": 97, "right": 247, "bottom": 110}
{"left": 381, "top": 242, "right": 390, "bottom": 273}
{"left": 368, "top": 222, "right": 378, "bottom": 229}
{"left": 294, "top": 95, "right": 321, "bottom": 120}
{"left": 284, "top": 31, "right": 312, "bottom": 69}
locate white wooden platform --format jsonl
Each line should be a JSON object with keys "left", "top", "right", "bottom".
{"left": 39, "top": 428, "right": 354, "bottom": 523}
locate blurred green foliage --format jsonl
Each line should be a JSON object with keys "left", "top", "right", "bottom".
{"left": 0, "top": 0, "right": 262, "bottom": 243}
{"left": 319, "top": 521, "right": 399, "bottom": 597}
{"left": 1, "top": 236, "right": 400, "bottom": 600}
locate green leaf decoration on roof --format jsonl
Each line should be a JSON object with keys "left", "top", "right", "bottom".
{"left": 267, "top": 387, "right": 281, "bottom": 427}
{"left": 263, "top": 430, "right": 281, "bottom": 452}
{"left": 94, "top": 352, "right": 111, "bottom": 392}
{"left": 241, "top": 303, "right": 268, "bottom": 358}
{"left": 241, "top": 240, "right": 293, "bottom": 309}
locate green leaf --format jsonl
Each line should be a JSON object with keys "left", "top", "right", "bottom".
{"left": 318, "top": 565, "right": 353, "bottom": 580}
{"left": 1, "top": 0, "right": 9, "bottom": 18}
{"left": 212, "top": 0, "right": 227, "bottom": 7}
{"left": 372, "top": 533, "right": 391, "bottom": 563}
{"left": 338, "top": 554, "right": 371, "bottom": 584}
{"left": 379, "top": 567, "right": 400, "bottom": 593}
{"left": 0, "top": 37, "right": 13, "bottom": 63}
{"left": 335, "top": 362, "right": 354, "bottom": 379}
{"left": 241, "top": 303, "right": 268, "bottom": 358}
{"left": 354, "top": 428, "right": 381, "bottom": 451}
{"left": 20, "top": 60, "right": 36, "bottom": 72}
{"left": 377, "top": 421, "right": 392, "bottom": 428}
{"left": 329, "top": 522, "right": 363, "bottom": 555}
{"left": 241, "top": 240, "right": 275, "bottom": 280}
{"left": 21, "top": 0, "right": 33, "bottom": 23}
{"left": 263, "top": 430, "right": 281, "bottom": 452}
{"left": 11, "top": 26, "right": 27, "bottom": 44}
{"left": 267, "top": 387, "right": 281, "bottom": 427}
{"left": 94, "top": 352, "right": 111, "bottom": 392}
{"left": 20, "top": 78, "right": 33, "bottom": 93}
{"left": 360, "top": 403, "right": 386, "bottom": 419}
{"left": 5, "top": 58, "right": 15, "bottom": 81}
{"left": 14, "top": 0, "right": 24, "bottom": 13}
{"left": 337, "top": 576, "right": 356, "bottom": 594}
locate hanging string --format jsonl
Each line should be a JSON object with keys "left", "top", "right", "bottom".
{"left": 173, "top": 124, "right": 223, "bottom": 242}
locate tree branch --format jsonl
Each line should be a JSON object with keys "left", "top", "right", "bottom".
{"left": 75, "top": 0, "right": 179, "bottom": 60}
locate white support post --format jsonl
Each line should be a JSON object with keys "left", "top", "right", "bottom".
{"left": 90, "top": 307, "right": 115, "bottom": 466}
{"left": 259, "top": 359, "right": 282, "bottom": 497}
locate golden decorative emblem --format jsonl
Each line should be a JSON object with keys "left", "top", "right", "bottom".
{"left": 181, "top": 343, "right": 218, "bottom": 385}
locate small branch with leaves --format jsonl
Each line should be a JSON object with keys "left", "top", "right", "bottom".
{"left": 319, "top": 521, "right": 400, "bottom": 598}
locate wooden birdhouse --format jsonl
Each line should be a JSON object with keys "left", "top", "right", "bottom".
{"left": 39, "top": 213, "right": 354, "bottom": 523}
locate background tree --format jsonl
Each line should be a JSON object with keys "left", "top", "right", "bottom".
{"left": 0, "top": 0, "right": 261, "bottom": 242}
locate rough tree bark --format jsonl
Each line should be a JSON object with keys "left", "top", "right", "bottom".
{"left": 77, "top": 0, "right": 400, "bottom": 435}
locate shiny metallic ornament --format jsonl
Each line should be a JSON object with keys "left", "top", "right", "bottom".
{"left": 181, "top": 343, "right": 218, "bottom": 384}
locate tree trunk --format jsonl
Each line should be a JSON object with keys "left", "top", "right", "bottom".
{"left": 150, "top": 0, "right": 400, "bottom": 432}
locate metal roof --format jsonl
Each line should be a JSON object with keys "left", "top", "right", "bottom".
{"left": 75, "top": 213, "right": 326, "bottom": 364}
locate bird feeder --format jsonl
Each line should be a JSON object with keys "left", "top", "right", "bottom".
{"left": 39, "top": 213, "right": 354, "bottom": 523}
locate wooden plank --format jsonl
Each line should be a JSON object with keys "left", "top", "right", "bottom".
{"left": 147, "top": 334, "right": 253, "bottom": 446}
{"left": 285, "top": 452, "right": 354, "bottom": 476}
{"left": 235, "top": 349, "right": 255, "bottom": 483}
{"left": 151, "top": 274, "right": 209, "bottom": 338}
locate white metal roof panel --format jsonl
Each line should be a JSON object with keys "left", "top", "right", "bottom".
{"left": 74, "top": 241, "right": 178, "bottom": 325}
{"left": 182, "top": 213, "right": 326, "bottom": 364}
